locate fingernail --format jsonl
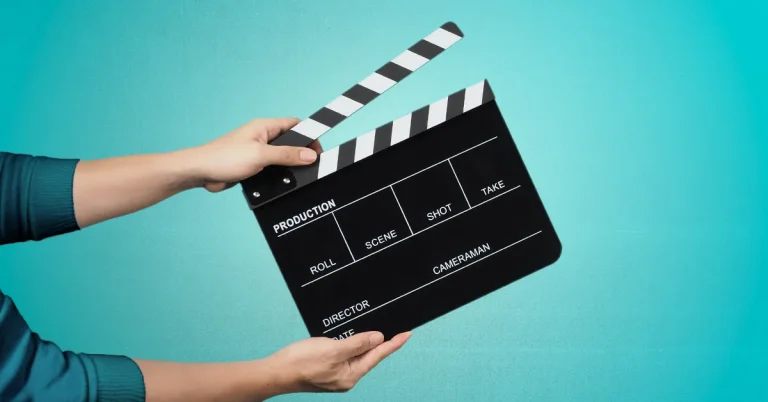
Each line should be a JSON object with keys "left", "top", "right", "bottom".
{"left": 369, "top": 332, "right": 384, "bottom": 345}
{"left": 300, "top": 149, "right": 317, "bottom": 162}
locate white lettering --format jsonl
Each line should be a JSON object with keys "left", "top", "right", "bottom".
{"left": 481, "top": 180, "right": 505, "bottom": 196}
{"left": 332, "top": 329, "right": 356, "bottom": 340}
{"left": 365, "top": 230, "right": 397, "bottom": 250}
{"left": 432, "top": 243, "right": 491, "bottom": 275}
{"left": 427, "top": 203, "right": 453, "bottom": 221}
{"left": 322, "top": 300, "right": 371, "bottom": 327}
{"left": 274, "top": 199, "right": 337, "bottom": 234}
{"left": 309, "top": 259, "right": 336, "bottom": 275}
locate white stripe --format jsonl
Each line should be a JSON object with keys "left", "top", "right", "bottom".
{"left": 354, "top": 130, "right": 376, "bottom": 162}
{"left": 292, "top": 119, "right": 330, "bottom": 140}
{"left": 391, "top": 50, "right": 428, "bottom": 71}
{"left": 463, "top": 81, "right": 485, "bottom": 112}
{"left": 427, "top": 97, "right": 448, "bottom": 129}
{"left": 325, "top": 96, "right": 362, "bottom": 117}
{"left": 424, "top": 28, "right": 461, "bottom": 49}
{"left": 359, "top": 73, "right": 396, "bottom": 94}
{"left": 317, "top": 146, "right": 340, "bottom": 178}
{"left": 390, "top": 113, "right": 412, "bottom": 145}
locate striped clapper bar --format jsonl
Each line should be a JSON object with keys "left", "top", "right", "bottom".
{"left": 241, "top": 22, "right": 562, "bottom": 341}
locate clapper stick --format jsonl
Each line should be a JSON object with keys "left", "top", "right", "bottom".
{"left": 243, "top": 79, "right": 496, "bottom": 208}
{"left": 241, "top": 22, "right": 469, "bottom": 209}
{"left": 269, "top": 22, "right": 464, "bottom": 149}
{"left": 242, "top": 22, "right": 562, "bottom": 341}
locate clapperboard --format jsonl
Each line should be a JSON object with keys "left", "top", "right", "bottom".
{"left": 240, "top": 22, "right": 562, "bottom": 341}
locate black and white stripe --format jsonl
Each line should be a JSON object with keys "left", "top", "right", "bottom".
{"left": 292, "top": 79, "right": 495, "bottom": 184}
{"left": 271, "top": 22, "right": 464, "bottom": 148}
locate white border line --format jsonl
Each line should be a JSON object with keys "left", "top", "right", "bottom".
{"left": 391, "top": 136, "right": 498, "bottom": 187}
{"left": 300, "top": 184, "right": 523, "bottom": 288}
{"left": 472, "top": 185, "right": 521, "bottom": 208}
{"left": 390, "top": 186, "right": 413, "bottom": 235}
{"left": 412, "top": 185, "right": 521, "bottom": 236}
{"left": 332, "top": 212, "right": 355, "bottom": 261}
{"left": 277, "top": 187, "right": 389, "bottom": 237}
{"left": 276, "top": 136, "right": 498, "bottom": 238}
{"left": 448, "top": 159, "right": 471, "bottom": 208}
{"left": 322, "top": 230, "right": 544, "bottom": 334}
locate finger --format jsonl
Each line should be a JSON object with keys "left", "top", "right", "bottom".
{"left": 351, "top": 331, "right": 411, "bottom": 375}
{"left": 204, "top": 182, "right": 237, "bottom": 193}
{"left": 259, "top": 144, "right": 317, "bottom": 167}
{"left": 336, "top": 332, "right": 385, "bottom": 359}
{"left": 264, "top": 117, "right": 301, "bottom": 141}
{"left": 308, "top": 140, "right": 323, "bottom": 154}
{"left": 204, "top": 182, "right": 228, "bottom": 193}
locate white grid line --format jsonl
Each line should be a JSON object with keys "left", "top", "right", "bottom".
{"left": 390, "top": 186, "right": 413, "bottom": 235}
{"left": 276, "top": 136, "right": 498, "bottom": 238}
{"left": 300, "top": 183, "right": 523, "bottom": 288}
{"left": 332, "top": 212, "right": 355, "bottom": 262}
{"left": 322, "top": 230, "right": 544, "bottom": 334}
{"left": 448, "top": 159, "right": 471, "bottom": 208}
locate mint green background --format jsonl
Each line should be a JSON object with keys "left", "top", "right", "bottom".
{"left": 1, "top": 1, "right": 766, "bottom": 401}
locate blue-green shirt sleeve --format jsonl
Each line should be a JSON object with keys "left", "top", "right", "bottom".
{"left": 0, "top": 152, "right": 80, "bottom": 244}
{"left": 0, "top": 152, "right": 146, "bottom": 401}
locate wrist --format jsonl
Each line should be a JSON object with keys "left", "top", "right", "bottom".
{"left": 243, "top": 357, "right": 302, "bottom": 399}
{"left": 163, "top": 148, "right": 208, "bottom": 191}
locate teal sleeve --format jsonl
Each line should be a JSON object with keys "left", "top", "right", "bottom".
{"left": 0, "top": 152, "right": 146, "bottom": 401}
{"left": 0, "top": 152, "right": 80, "bottom": 244}
{"left": 0, "top": 292, "right": 146, "bottom": 401}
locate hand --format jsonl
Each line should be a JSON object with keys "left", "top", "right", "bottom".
{"left": 186, "top": 117, "right": 323, "bottom": 193}
{"left": 266, "top": 331, "right": 412, "bottom": 394}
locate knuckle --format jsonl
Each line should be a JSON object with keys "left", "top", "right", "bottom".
{"left": 350, "top": 338, "right": 365, "bottom": 351}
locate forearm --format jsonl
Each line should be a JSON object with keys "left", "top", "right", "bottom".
{"left": 71, "top": 117, "right": 320, "bottom": 228}
{"left": 73, "top": 149, "right": 201, "bottom": 228}
{"left": 135, "top": 358, "right": 295, "bottom": 402}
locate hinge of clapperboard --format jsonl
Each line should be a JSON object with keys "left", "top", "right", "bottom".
{"left": 240, "top": 21, "right": 495, "bottom": 209}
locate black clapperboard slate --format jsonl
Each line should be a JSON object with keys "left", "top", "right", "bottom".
{"left": 240, "top": 22, "right": 562, "bottom": 341}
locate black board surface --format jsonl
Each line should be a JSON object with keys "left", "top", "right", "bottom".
{"left": 240, "top": 22, "right": 561, "bottom": 340}
{"left": 248, "top": 96, "right": 561, "bottom": 340}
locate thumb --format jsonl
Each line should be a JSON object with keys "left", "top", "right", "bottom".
{"left": 351, "top": 331, "right": 411, "bottom": 375}
{"left": 259, "top": 144, "right": 318, "bottom": 167}
{"left": 336, "top": 332, "right": 385, "bottom": 359}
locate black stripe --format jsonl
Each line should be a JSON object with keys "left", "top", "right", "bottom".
{"left": 343, "top": 84, "right": 379, "bottom": 105}
{"left": 337, "top": 139, "right": 357, "bottom": 170}
{"left": 409, "top": 39, "right": 443, "bottom": 59}
{"left": 376, "top": 62, "right": 411, "bottom": 82}
{"left": 410, "top": 106, "right": 429, "bottom": 137}
{"left": 482, "top": 80, "right": 495, "bottom": 103}
{"left": 446, "top": 90, "right": 466, "bottom": 120}
{"left": 440, "top": 22, "right": 463, "bottom": 37}
{"left": 293, "top": 161, "right": 320, "bottom": 184}
{"left": 270, "top": 130, "right": 313, "bottom": 147}
{"left": 373, "top": 122, "right": 393, "bottom": 153}
{"left": 309, "top": 107, "right": 345, "bottom": 128}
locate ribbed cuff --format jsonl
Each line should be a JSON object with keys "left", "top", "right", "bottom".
{"left": 82, "top": 354, "right": 146, "bottom": 402}
{"left": 28, "top": 156, "right": 81, "bottom": 240}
